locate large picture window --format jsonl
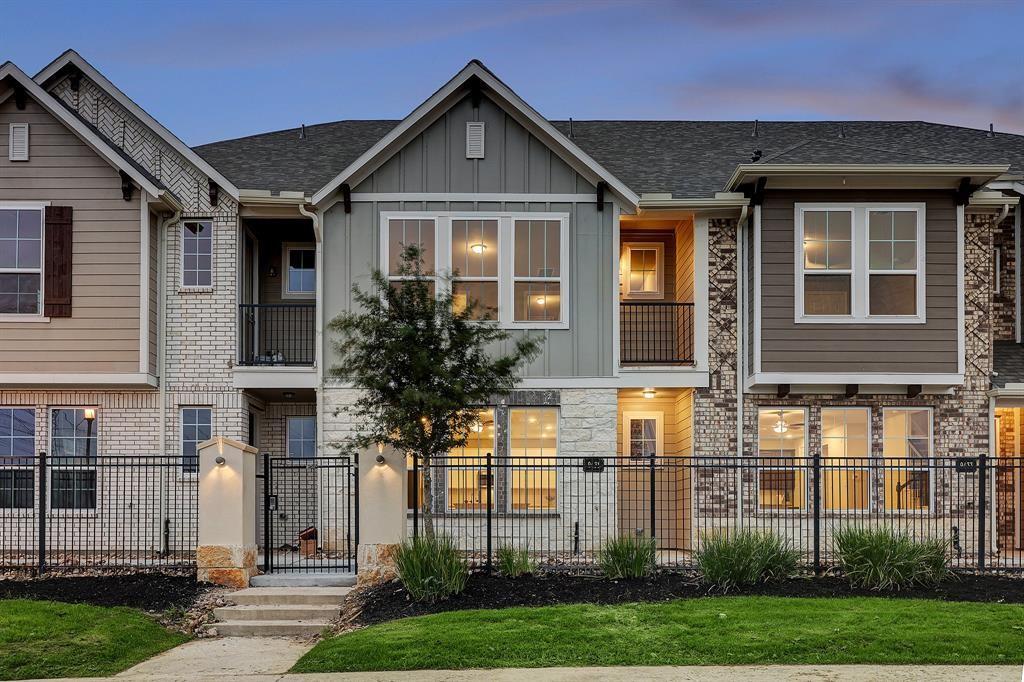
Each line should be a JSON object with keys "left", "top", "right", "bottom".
{"left": 882, "top": 408, "right": 932, "bottom": 511}
{"left": 446, "top": 409, "right": 495, "bottom": 511}
{"left": 381, "top": 213, "right": 568, "bottom": 329}
{"left": 0, "top": 207, "right": 43, "bottom": 315}
{"left": 50, "top": 408, "right": 98, "bottom": 510}
{"left": 796, "top": 203, "right": 925, "bottom": 323}
{"left": 0, "top": 407, "right": 34, "bottom": 509}
{"left": 756, "top": 408, "right": 807, "bottom": 510}
{"left": 508, "top": 407, "right": 557, "bottom": 511}
{"left": 821, "top": 407, "right": 870, "bottom": 511}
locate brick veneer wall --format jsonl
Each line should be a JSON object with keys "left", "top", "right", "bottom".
{"left": 993, "top": 214, "right": 1016, "bottom": 342}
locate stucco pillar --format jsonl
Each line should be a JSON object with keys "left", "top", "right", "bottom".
{"left": 357, "top": 445, "right": 407, "bottom": 585}
{"left": 196, "top": 436, "right": 259, "bottom": 587}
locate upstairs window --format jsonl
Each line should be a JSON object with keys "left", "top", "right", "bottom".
{"left": 451, "top": 219, "right": 498, "bottom": 319}
{"left": 621, "top": 243, "right": 664, "bottom": 299}
{"left": 513, "top": 219, "right": 562, "bottom": 323}
{"left": 387, "top": 218, "right": 436, "bottom": 296}
{"left": 283, "top": 245, "right": 315, "bottom": 298}
{"left": 796, "top": 204, "right": 925, "bottom": 323}
{"left": 0, "top": 207, "right": 42, "bottom": 315}
{"left": 182, "top": 221, "right": 213, "bottom": 288}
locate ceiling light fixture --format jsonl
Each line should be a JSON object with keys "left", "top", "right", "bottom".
{"left": 642, "top": 388, "right": 656, "bottom": 400}
{"left": 772, "top": 419, "right": 789, "bottom": 434}
{"left": 470, "top": 243, "right": 487, "bottom": 254}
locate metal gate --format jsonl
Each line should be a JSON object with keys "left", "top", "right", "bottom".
{"left": 258, "top": 454, "right": 358, "bottom": 573}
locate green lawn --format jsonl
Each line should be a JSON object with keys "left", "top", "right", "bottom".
{"left": 295, "top": 596, "right": 1024, "bottom": 672}
{"left": 0, "top": 599, "right": 188, "bottom": 680}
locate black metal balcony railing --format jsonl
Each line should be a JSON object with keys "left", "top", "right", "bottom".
{"left": 238, "top": 303, "right": 315, "bottom": 366}
{"left": 620, "top": 301, "right": 695, "bottom": 365}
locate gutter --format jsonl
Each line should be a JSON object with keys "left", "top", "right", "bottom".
{"left": 298, "top": 204, "right": 325, "bottom": 459}
{"left": 735, "top": 203, "right": 749, "bottom": 528}
{"left": 726, "top": 163, "right": 1011, "bottom": 192}
{"left": 156, "top": 208, "right": 179, "bottom": 550}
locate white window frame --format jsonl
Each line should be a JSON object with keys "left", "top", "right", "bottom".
{"left": 795, "top": 203, "right": 926, "bottom": 324}
{"left": 180, "top": 219, "right": 214, "bottom": 290}
{"left": 622, "top": 411, "right": 664, "bottom": 459}
{"left": 286, "top": 415, "right": 317, "bottom": 459}
{"left": 820, "top": 406, "right": 872, "bottom": 514}
{"left": 0, "top": 406, "right": 35, "bottom": 512}
{"left": 48, "top": 407, "right": 99, "bottom": 512}
{"left": 881, "top": 406, "right": 935, "bottom": 514}
{"left": 754, "top": 406, "right": 809, "bottom": 513}
{"left": 0, "top": 202, "right": 47, "bottom": 320}
{"left": 450, "top": 217, "right": 500, "bottom": 320}
{"left": 180, "top": 407, "right": 212, "bottom": 475}
{"left": 621, "top": 242, "right": 664, "bottom": 300}
{"left": 281, "top": 242, "right": 316, "bottom": 300}
{"left": 379, "top": 211, "right": 570, "bottom": 330}
{"left": 506, "top": 406, "right": 560, "bottom": 513}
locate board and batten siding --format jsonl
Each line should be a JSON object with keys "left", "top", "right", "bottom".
{"left": 759, "top": 189, "right": 958, "bottom": 375}
{"left": 0, "top": 96, "right": 143, "bottom": 374}
{"left": 323, "top": 94, "right": 614, "bottom": 378}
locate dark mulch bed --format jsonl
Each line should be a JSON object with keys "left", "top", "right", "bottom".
{"left": 351, "top": 571, "right": 1024, "bottom": 626}
{"left": 0, "top": 571, "right": 213, "bottom": 611}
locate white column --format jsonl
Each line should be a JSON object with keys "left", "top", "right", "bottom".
{"left": 196, "top": 436, "right": 259, "bottom": 587}
{"left": 357, "top": 445, "right": 407, "bottom": 583}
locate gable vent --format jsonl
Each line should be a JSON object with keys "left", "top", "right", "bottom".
{"left": 466, "top": 121, "right": 485, "bottom": 159}
{"left": 8, "top": 123, "right": 29, "bottom": 161}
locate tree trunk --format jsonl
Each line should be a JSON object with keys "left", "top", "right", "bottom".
{"left": 420, "top": 452, "right": 435, "bottom": 538}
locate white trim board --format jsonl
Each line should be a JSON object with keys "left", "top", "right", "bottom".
{"left": 32, "top": 50, "right": 240, "bottom": 200}
{"left": 311, "top": 61, "right": 639, "bottom": 208}
{"left": 232, "top": 367, "right": 318, "bottom": 390}
{"left": 0, "top": 373, "right": 158, "bottom": 387}
{"left": 747, "top": 371, "right": 963, "bottom": 387}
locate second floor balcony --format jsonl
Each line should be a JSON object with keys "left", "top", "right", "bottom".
{"left": 620, "top": 301, "right": 695, "bottom": 365}
{"left": 238, "top": 303, "right": 315, "bottom": 367}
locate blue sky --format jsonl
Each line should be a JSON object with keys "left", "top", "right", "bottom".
{"left": 3, "top": 0, "right": 1023, "bottom": 145}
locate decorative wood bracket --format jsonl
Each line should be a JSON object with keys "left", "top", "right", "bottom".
{"left": 596, "top": 181, "right": 607, "bottom": 211}
{"left": 13, "top": 85, "right": 26, "bottom": 110}
{"left": 907, "top": 384, "right": 923, "bottom": 399}
{"left": 341, "top": 183, "right": 352, "bottom": 213}
{"left": 845, "top": 384, "right": 859, "bottom": 398}
{"left": 119, "top": 171, "right": 133, "bottom": 202}
{"left": 776, "top": 383, "right": 791, "bottom": 399}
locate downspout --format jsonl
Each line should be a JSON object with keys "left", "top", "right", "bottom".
{"left": 735, "top": 203, "right": 749, "bottom": 527}
{"left": 298, "top": 204, "right": 324, "bottom": 457}
{"left": 157, "top": 208, "right": 179, "bottom": 553}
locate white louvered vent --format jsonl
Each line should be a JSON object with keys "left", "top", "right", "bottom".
{"left": 9, "top": 123, "right": 29, "bottom": 161}
{"left": 466, "top": 121, "right": 485, "bottom": 159}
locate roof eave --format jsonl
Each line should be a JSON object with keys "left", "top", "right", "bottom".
{"left": 726, "top": 163, "right": 1012, "bottom": 191}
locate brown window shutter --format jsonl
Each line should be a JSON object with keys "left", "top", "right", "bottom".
{"left": 44, "top": 205, "right": 73, "bottom": 318}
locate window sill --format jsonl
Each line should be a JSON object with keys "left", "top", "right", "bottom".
{"left": 178, "top": 287, "right": 215, "bottom": 295}
{"left": 501, "top": 322, "right": 570, "bottom": 331}
{"left": 0, "top": 315, "right": 50, "bottom": 323}
{"left": 794, "top": 315, "right": 927, "bottom": 325}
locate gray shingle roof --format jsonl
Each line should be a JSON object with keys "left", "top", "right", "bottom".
{"left": 194, "top": 119, "right": 1024, "bottom": 199}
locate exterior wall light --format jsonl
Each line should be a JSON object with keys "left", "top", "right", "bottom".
{"left": 375, "top": 454, "right": 385, "bottom": 465}
{"left": 642, "top": 388, "right": 656, "bottom": 399}
{"left": 215, "top": 456, "right": 226, "bottom": 466}
{"left": 83, "top": 408, "right": 97, "bottom": 421}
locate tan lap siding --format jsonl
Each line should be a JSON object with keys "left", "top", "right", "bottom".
{"left": 0, "top": 97, "right": 141, "bottom": 373}
{"left": 759, "top": 189, "right": 958, "bottom": 375}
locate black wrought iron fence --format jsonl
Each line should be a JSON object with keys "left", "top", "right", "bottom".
{"left": 410, "top": 454, "right": 1024, "bottom": 574}
{"left": 238, "top": 303, "right": 315, "bottom": 366}
{"left": 0, "top": 453, "right": 197, "bottom": 574}
{"left": 620, "top": 302, "right": 695, "bottom": 364}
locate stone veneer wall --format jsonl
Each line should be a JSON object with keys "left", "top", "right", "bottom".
{"left": 993, "top": 214, "right": 1016, "bottom": 342}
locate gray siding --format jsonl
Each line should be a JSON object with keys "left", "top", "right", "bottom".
{"left": 324, "top": 93, "right": 612, "bottom": 379}
{"left": 323, "top": 199, "right": 615, "bottom": 378}
{"left": 759, "top": 189, "right": 958, "bottom": 375}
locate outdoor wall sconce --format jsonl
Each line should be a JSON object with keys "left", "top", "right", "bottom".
{"left": 269, "top": 266, "right": 278, "bottom": 278}
{"left": 83, "top": 408, "right": 96, "bottom": 421}
{"left": 375, "top": 454, "right": 385, "bottom": 465}
{"left": 215, "top": 456, "right": 226, "bottom": 467}
{"left": 642, "top": 388, "right": 656, "bottom": 399}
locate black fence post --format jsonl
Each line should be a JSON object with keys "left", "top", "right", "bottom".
{"left": 812, "top": 453, "right": 821, "bottom": 575}
{"left": 649, "top": 455, "right": 657, "bottom": 544}
{"left": 262, "top": 453, "right": 271, "bottom": 574}
{"left": 37, "top": 451, "right": 47, "bottom": 575}
{"left": 978, "top": 453, "right": 987, "bottom": 572}
{"left": 353, "top": 457, "right": 360, "bottom": 575}
{"left": 412, "top": 454, "right": 419, "bottom": 539}
{"left": 486, "top": 452, "right": 493, "bottom": 574}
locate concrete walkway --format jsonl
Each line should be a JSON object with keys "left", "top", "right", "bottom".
{"left": 114, "top": 636, "right": 314, "bottom": 678}
{"left": 37, "top": 664, "right": 1023, "bottom": 681}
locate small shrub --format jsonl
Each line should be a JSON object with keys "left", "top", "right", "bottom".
{"left": 599, "top": 534, "right": 656, "bottom": 579}
{"left": 394, "top": 533, "right": 468, "bottom": 602}
{"left": 834, "top": 526, "right": 950, "bottom": 590}
{"left": 496, "top": 544, "right": 534, "bottom": 578}
{"left": 696, "top": 530, "right": 799, "bottom": 591}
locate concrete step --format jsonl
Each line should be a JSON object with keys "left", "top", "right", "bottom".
{"left": 250, "top": 573, "right": 356, "bottom": 588}
{"left": 229, "top": 587, "right": 352, "bottom": 606}
{"left": 214, "top": 604, "right": 340, "bottom": 622}
{"left": 211, "top": 619, "right": 331, "bottom": 638}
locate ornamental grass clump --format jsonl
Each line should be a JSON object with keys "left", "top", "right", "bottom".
{"left": 599, "top": 534, "right": 657, "bottom": 579}
{"left": 696, "top": 530, "right": 800, "bottom": 591}
{"left": 495, "top": 544, "right": 534, "bottom": 578}
{"left": 834, "top": 526, "right": 950, "bottom": 590}
{"left": 394, "top": 534, "right": 468, "bottom": 602}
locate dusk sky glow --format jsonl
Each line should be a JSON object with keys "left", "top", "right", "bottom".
{"left": 3, "top": 0, "right": 1023, "bottom": 145}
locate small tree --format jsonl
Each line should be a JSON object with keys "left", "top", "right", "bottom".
{"left": 329, "top": 245, "right": 540, "bottom": 536}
